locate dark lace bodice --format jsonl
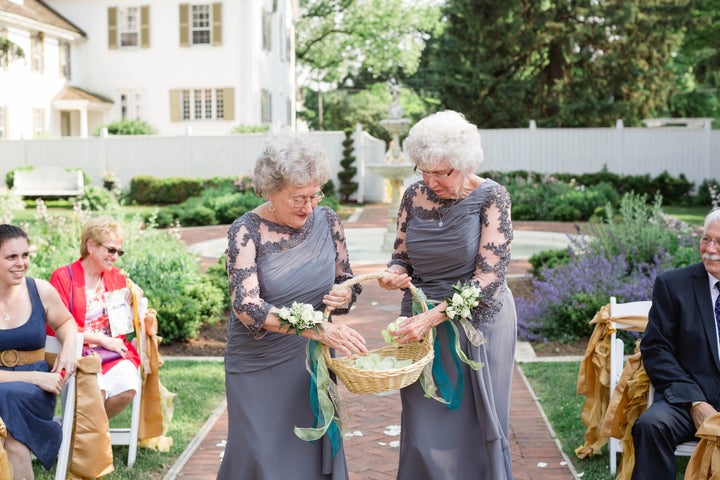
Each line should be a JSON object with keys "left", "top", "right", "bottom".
{"left": 226, "top": 206, "right": 358, "bottom": 338}
{"left": 388, "top": 179, "right": 512, "bottom": 324}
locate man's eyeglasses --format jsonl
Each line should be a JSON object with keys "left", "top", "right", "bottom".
{"left": 700, "top": 236, "right": 720, "bottom": 248}
{"left": 414, "top": 166, "right": 454, "bottom": 180}
{"left": 286, "top": 192, "right": 325, "bottom": 209}
{"left": 102, "top": 244, "right": 125, "bottom": 257}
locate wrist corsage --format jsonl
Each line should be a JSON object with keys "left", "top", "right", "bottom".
{"left": 275, "top": 302, "right": 324, "bottom": 336}
{"left": 418, "top": 280, "right": 486, "bottom": 408}
{"left": 443, "top": 281, "right": 483, "bottom": 321}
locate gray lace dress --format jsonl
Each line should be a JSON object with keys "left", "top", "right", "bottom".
{"left": 216, "top": 206, "right": 357, "bottom": 480}
{"left": 389, "top": 180, "right": 516, "bottom": 480}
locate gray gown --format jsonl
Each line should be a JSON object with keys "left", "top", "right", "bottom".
{"left": 389, "top": 180, "right": 516, "bottom": 480}
{"left": 217, "top": 206, "right": 357, "bottom": 480}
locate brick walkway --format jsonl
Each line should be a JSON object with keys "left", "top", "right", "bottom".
{"left": 169, "top": 205, "right": 578, "bottom": 479}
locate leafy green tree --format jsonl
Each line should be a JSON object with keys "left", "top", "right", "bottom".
{"left": 300, "top": 82, "right": 430, "bottom": 139}
{"left": 296, "top": 0, "right": 441, "bottom": 85}
{"left": 413, "top": 0, "right": 694, "bottom": 128}
{"left": 296, "top": 0, "right": 441, "bottom": 130}
{"left": 668, "top": 0, "right": 720, "bottom": 123}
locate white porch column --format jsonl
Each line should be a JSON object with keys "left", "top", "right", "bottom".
{"left": 80, "top": 108, "right": 89, "bottom": 138}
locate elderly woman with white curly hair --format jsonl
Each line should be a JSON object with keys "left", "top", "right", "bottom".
{"left": 379, "top": 110, "right": 516, "bottom": 479}
{"left": 217, "top": 133, "right": 367, "bottom": 480}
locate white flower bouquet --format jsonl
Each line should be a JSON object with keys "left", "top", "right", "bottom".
{"left": 443, "top": 281, "right": 483, "bottom": 320}
{"left": 276, "top": 301, "right": 324, "bottom": 336}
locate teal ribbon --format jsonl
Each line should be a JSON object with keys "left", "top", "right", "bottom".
{"left": 417, "top": 299, "right": 482, "bottom": 409}
{"left": 431, "top": 322, "right": 464, "bottom": 409}
{"left": 295, "top": 340, "right": 342, "bottom": 456}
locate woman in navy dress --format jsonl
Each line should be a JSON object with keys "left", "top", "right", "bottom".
{"left": 0, "top": 225, "right": 77, "bottom": 479}
{"left": 380, "top": 110, "right": 516, "bottom": 479}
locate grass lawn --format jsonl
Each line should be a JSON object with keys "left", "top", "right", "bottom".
{"left": 520, "top": 361, "right": 689, "bottom": 479}
{"left": 663, "top": 205, "right": 709, "bottom": 227}
{"left": 33, "top": 360, "right": 225, "bottom": 479}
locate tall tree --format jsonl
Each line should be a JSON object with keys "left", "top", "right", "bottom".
{"left": 296, "top": 0, "right": 442, "bottom": 130}
{"left": 668, "top": 0, "right": 720, "bottom": 121}
{"left": 413, "top": 0, "right": 694, "bottom": 128}
{"left": 296, "top": 0, "right": 442, "bottom": 85}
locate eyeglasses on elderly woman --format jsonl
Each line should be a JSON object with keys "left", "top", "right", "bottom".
{"left": 284, "top": 191, "right": 325, "bottom": 209}
{"left": 414, "top": 166, "right": 454, "bottom": 179}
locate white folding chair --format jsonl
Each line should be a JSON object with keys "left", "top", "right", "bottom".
{"left": 608, "top": 296, "right": 652, "bottom": 476}
{"left": 109, "top": 297, "right": 147, "bottom": 468}
{"left": 45, "top": 333, "right": 83, "bottom": 480}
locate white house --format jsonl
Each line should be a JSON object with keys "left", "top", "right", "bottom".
{"left": 0, "top": 0, "right": 297, "bottom": 139}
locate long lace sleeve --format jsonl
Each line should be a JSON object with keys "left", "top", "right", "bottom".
{"left": 388, "top": 185, "right": 416, "bottom": 275}
{"left": 226, "top": 218, "right": 272, "bottom": 336}
{"left": 324, "top": 208, "right": 361, "bottom": 313}
{"left": 472, "top": 184, "right": 512, "bottom": 322}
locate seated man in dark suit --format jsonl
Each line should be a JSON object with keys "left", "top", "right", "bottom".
{"left": 632, "top": 208, "right": 720, "bottom": 479}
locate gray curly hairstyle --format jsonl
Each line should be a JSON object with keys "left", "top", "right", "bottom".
{"left": 402, "top": 110, "right": 484, "bottom": 174}
{"left": 252, "top": 134, "right": 331, "bottom": 197}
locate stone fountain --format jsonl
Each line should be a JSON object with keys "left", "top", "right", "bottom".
{"left": 366, "top": 80, "right": 415, "bottom": 251}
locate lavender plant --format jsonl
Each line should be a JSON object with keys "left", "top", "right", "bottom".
{"left": 517, "top": 192, "right": 699, "bottom": 342}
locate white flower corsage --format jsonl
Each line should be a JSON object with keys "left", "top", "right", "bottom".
{"left": 443, "top": 281, "right": 483, "bottom": 320}
{"left": 275, "top": 302, "right": 324, "bottom": 336}
{"left": 442, "top": 280, "right": 487, "bottom": 347}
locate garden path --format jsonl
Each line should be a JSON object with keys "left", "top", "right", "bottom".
{"left": 164, "top": 205, "right": 580, "bottom": 480}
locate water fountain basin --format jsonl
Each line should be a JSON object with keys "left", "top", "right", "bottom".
{"left": 366, "top": 164, "right": 415, "bottom": 180}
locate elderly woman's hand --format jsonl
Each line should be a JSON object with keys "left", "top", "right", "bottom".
{"left": 392, "top": 310, "right": 439, "bottom": 344}
{"left": 317, "top": 323, "right": 367, "bottom": 357}
{"left": 322, "top": 285, "right": 351, "bottom": 312}
{"left": 378, "top": 269, "right": 411, "bottom": 291}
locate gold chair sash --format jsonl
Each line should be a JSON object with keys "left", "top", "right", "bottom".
{"left": 684, "top": 413, "right": 720, "bottom": 480}
{"left": 575, "top": 304, "right": 648, "bottom": 460}
{"left": 0, "top": 417, "right": 13, "bottom": 480}
{"left": 67, "top": 354, "right": 114, "bottom": 479}
{"left": 575, "top": 304, "right": 613, "bottom": 458}
{"left": 138, "top": 308, "right": 175, "bottom": 451}
{"left": 600, "top": 344, "right": 650, "bottom": 479}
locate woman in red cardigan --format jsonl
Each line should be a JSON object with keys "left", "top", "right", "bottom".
{"left": 49, "top": 216, "right": 141, "bottom": 418}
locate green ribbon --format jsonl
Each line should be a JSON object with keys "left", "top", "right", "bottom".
{"left": 294, "top": 340, "right": 342, "bottom": 456}
{"left": 416, "top": 298, "right": 483, "bottom": 408}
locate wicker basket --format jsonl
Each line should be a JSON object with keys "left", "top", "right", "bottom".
{"left": 322, "top": 272, "right": 434, "bottom": 394}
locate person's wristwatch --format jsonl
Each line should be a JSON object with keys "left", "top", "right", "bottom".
{"left": 691, "top": 401, "right": 703, "bottom": 407}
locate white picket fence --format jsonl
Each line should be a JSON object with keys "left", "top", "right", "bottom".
{"left": 0, "top": 123, "right": 717, "bottom": 203}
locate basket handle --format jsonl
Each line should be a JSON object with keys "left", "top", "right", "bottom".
{"left": 323, "top": 271, "right": 425, "bottom": 320}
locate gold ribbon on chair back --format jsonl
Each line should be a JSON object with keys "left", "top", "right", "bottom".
{"left": 138, "top": 308, "right": 175, "bottom": 451}
{"left": 684, "top": 412, "right": 720, "bottom": 480}
{"left": 0, "top": 417, "right": 13, "bottom": 480}
{"left": 600, "top": 345, "right": 651, "bottom": 479}
{"left": 575, "top": 304, "right": 649, "bottom": 460}
{"left": 575, "top": 304, "right": 613, "bottom": 458}
{"left": 68, "top": 354, "right": 114, "bottom": 479}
